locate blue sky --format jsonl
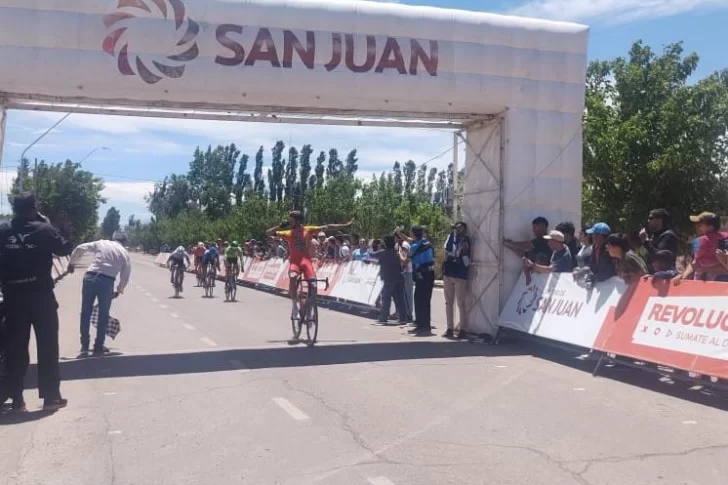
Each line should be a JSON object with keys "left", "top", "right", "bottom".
{"left": 1, "top": 0, "right": 726, "bottom": 222}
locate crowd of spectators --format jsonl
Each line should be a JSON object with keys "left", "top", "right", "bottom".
{"left": 507, "top": 209, "right": 728, "bottom": 288}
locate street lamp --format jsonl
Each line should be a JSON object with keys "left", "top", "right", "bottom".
{"left": 79, "top": 146, "right": 110, "bottom": 164}
{"left": 18, "top": 112, "right": 72, "bottom": 192}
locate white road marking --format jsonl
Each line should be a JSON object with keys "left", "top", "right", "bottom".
{"left": 200, "top": 337, "right": 218, "bottom": 347}
{"left": 494, "top": 365, "right": 508, "bottom": 369}
{"left": 102, "top": 392, "right": 117, "bottom": 396}
{"left": 182, "top": 323, "right": 196, "bottom": 331}
{"left": 573, "top": 387, "right": 586, "bottom": 391}
{"left": 228, "top": 359, "right": 250, "bottom": 372}
{"left": 108, "top": 430, "right": 123, "bottom": 435}
{"left": 170, "top": 313, "right": 180, "bottom": 318}
{"left": 151, "top": 298, "right": 159, "bottom": 302}
{"left": 145, "top": 293, "right": 153, "bottom": 298}
{"left": 273, "top": 398, "right": 310, "bottom": 421}
{"left": 368, "top": 477, "right": 396, "bottom": 485}
{"left": 159, "top": 304, "right": 168, "bottom": 309}
{"left": 682, "top": 420, "right": 698, "bottom": 425}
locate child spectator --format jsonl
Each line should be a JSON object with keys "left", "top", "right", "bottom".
{"left": 651, "top": 250, "right": 678, "bottom": 280}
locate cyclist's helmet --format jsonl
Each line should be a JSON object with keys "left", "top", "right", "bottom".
{"left": 198, "top": 242, "right": 204, "bottom": 248}
{"left": 289, "top": 210, "right": 304, "bottom": 223}
{"left": 175, "top": 246, "right": 186, "bottom": 254}
{"left": 231, "top": 240, "right": 239, "bottom": 247}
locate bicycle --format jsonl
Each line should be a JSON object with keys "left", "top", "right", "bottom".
{"left": 171, "top": 264, "right": 184, "bottom": 298}
{"left": 291, "top": 276, "right": 329, "bottom": 347}
{"left": 195, "top": 260, "right": 204, "bottom": 287}
{"left": 225, "top": 261, "right": 238, "bottom": 301}
{"left": 203, "top": 262, "right": 217, "bottom": 298}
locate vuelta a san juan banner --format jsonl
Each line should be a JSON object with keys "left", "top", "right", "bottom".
{"left": 499, "top": 273, "right": 627, "bottom": 349}
{"left": 593, "top": 279, "right": 728, "bottom": 379}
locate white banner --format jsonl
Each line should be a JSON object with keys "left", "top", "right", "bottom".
{"left": 330, "top": 261, "right": 384, "bottom": 306}
{"left": 244, "top": 258, "right": 267, "bottom": 283}
{"left": 499, "top": 273, "right": 627, "bottom": 348}
{"left": 632, "top": 296, "right": 728, "bottom": 361}
{"left": 258, "top": 258, "right": 287, "bottom": 288}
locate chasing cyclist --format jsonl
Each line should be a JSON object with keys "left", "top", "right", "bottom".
{"left": 167, "top": 246, "right": 190, "bottom": 292}
{"left": 224, "top": 240, "right": 244, "bottom": 279}
{"left": 193, "top": 242, "right": 206, "bottom": 275}
{"left": 201, "top": 243, "right": 221, "bottom": 286}
{"left": 266, "top": 211, "right": 353, "bottom": 322}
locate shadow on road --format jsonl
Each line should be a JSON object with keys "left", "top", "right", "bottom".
{"left": 24, "top": 341, "right": 523, "bottom": 387}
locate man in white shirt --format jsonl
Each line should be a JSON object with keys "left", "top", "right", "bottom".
{"left": 68, "top": 231, "right": 131, "bottom": 356}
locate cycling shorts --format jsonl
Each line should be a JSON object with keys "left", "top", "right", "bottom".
{"left": 289, "top": 258, "right": 316, "bottom": 280}
{"left": 170, "top": 258, "right": 186, "bottom": 268}
{"left": 225, "top": 258, "right": 239, "bottom": 268}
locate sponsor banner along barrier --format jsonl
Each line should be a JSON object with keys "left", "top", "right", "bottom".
{"left": 594, "top": 279, "right": 728, "bottom": 379}
{"left": 154, "top": 254, "right": 381, "bottom": 307}
{"left": 499, "top": 273, "right": 627, "bottom": 349}
{"left": 499, "top": 273, "right": 728, "bottom": 380}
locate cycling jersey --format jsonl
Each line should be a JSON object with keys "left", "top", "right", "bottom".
{"left": 202, "top": 248, "right": 219, "bottom": 265}
{"left": 277, "top": 226, "right": 321, "bottom": 279}
{"left": 193, "top": 246, "right": 206, "bottom": 258}
{"left": 167, "top": 252, "right": 189, "bottom": 267}
{"left": 224, "top": 246, "right": 243, "bottom": 260}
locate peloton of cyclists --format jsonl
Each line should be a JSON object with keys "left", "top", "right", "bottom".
{"left": 266, "top": 211, "right": 353, "bottom": 323}
{"left": 224, "top": 240, "right": 244, "bottom": 279}
{"left": 167, "top": 246, "right": 191, "bottom": 292}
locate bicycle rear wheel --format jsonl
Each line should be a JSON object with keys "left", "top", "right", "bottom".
{"left": 230, "top": 275, "right": 237, "bottom": 301}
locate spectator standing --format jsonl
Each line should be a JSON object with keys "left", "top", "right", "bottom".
{"left": 68, "top": 231, "right": 131, "bottom": 356}
{"left": 523, "top": 230, "right": 573, "bottom": 273}
{"left": 442, "top": 222, "right": 471, "bottom": 339}
{"left": 606, "top": 234, "right": 648, "bottom": 284}
{"left": 651, "top": 250, "right": 679, "bottom": 280}
{"left": 575, "top": 224, "right": 593, "bottom": 269}
{"left": 339, "top": 236, "right": 352, "bottom": 262}
{"left": 639, "top": 209, "right": 679, "bottom": 272}
{"left": 681, "top": 212, "right": 728, "bottom": 282}
{"left": 505, "top": 216, "right": 552, "bottom": 266}
{"left": 555, "top": 222, "right": 580, "bottom": 269}
{"left": 395, "top": 231, "right": 414, "bottom": 323}
{"left": 404, "top": 225, "right": 435, "bottom": 336}
{"left": 370, "top": 236, "right": 408, "bottom": 325}
{"left": 0, "top": 193, "right": 73, "bottom": 411}
{"left": 586, "top": 223, "right": 617, "bottom": 287}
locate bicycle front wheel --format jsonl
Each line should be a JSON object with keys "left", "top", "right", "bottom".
{"left": 305, "top": 299, "right": 319, "bottom": 346}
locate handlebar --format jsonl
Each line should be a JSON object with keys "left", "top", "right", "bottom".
{"left": 301, "top": 277, "right": 329, "bottom": 291}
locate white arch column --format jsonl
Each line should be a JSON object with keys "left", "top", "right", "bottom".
{"left": 0, "top": 100, "right": 7, "bottom": 168}
{"left": 460, "top": 118, "right": 505, "bottom": 338}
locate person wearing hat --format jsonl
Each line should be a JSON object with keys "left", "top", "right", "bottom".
{"left": 0, "top": 193, "right": 74, "bottom": 412}
{"left": 523, "top": 230, "right": 573, "bottom": 274}
{"left": 675, "top": 212, "right": 728, "bottom": 283}
{"left": 586, "top": 222, "right": 617, "bottom": 285}
{"left": 68, "top": 230, "right": 131, "bottom": 356}
{"left": 639, "top": 209, "right": 679, "bottom": 272}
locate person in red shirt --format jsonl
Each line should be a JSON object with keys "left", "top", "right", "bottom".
{"left": 193, "top": 242, "right": 206, "bottom": 274}
{"left": 267, "top": 211, "right": 353, "bottom": 321}
{"left": 678, "top": 212, "right": 728, "bottom": 282}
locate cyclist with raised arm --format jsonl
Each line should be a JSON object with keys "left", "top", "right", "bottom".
{"left": 167, "top": 246, "right": 191, "bottom": 292}
{"left": 201, "top": 243, "right": 221, "bottom": 286}
{"left": 224, "top": 240, "right": 244, "bottom": 279}
{"left": 266, "top": 211, "right": 353, "bottom": 322}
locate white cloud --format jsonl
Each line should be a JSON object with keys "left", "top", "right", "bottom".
{"left": 509, "top": 0, "right": 727, "bottom": 23}
{"left": 103, "top": 181, "right": 155, "bottom": 204}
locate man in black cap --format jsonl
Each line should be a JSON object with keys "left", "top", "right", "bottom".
{"left": 0, "top": 193, "right": 73, "bottom": 412}
{"left": 639, "top": 208, "right": 679, "bottom": 272}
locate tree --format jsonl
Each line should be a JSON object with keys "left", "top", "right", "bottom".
{"left": 285, "top": 146, "right": 299, "bottom": 202}
{"left": 584, "top": 41, "right": 728, "bottom": 233}
{"left": 315, "top": 151, "right": 326, "bottom": 189}
{"left": 270, "top": 141, "right": 286, "bottom": 202}
{"left": 147, "top": 174, "right": 191, "bottom": 219}
{"left": 345, "top": 149, "right": 359, "bottom": 176}
{"left": 327, "top": 149, "right": 342, "bottom": 180}
{"left": 299, "top": 144, "right": 313, "bottom": 195}
{"left": 434, "top": 170, "right": 447, "bottom": 205}
{"left": 392, "top": 161, "right": 403, "bottom": 195}
{"left": 234, "top": 153, "right": 250, "bottom": 206}
{"left": 253, "top": 146, "right": 265, "bottom": 195}
{"left": 427, "top": 167, "right": 438, "bottom": 200}
{"left": 403, "top": 160, "right": 417, "bottom": 195}
{"left": 14, "top": 159, "right": 105, "bottom": 243}
{"left": 101, "top": 206, "right": 121, "bottom": 238}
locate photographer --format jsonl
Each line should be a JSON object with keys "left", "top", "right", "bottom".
{"left": 0, "top": 193, "right": 73, "bottom": 412}
{"left": 442, "top": 222, "right": 471, "bottom": 339}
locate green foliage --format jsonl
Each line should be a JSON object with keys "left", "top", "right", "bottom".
{"left": 12, "top": 159, "right": 105, "bottom": 244}
{"left": 101, "top": 206, "right": 121, "bottom": 239}
{"left": 584, "top": 41, "right": 728, "bottom": 233}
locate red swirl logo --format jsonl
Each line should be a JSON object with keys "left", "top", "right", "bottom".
{"left": 103, "top": 0, "right": 200, "bottom": 85}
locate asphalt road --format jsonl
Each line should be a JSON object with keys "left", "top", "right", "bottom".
{"left": 2, "top": 253, "right": 728, "bottom": 485}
